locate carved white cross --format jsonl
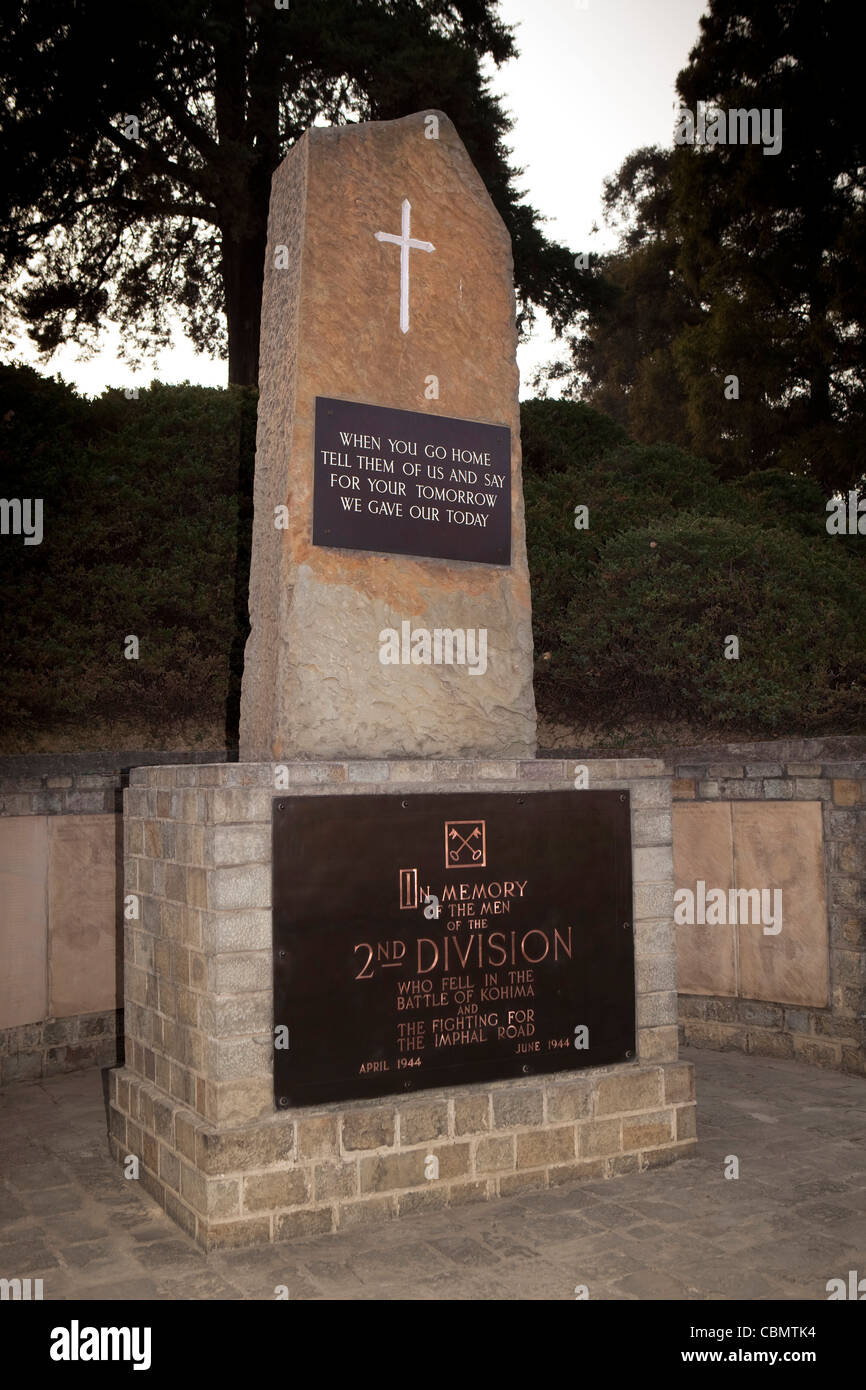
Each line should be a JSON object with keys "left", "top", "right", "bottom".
{"left": 374, "top": 198, "right": 434, "bottom": 334}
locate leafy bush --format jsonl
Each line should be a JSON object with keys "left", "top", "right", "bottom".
{"left": 0, "top": 369, "right": 256, "bottom": 748}
{"left": 1, "top": 372, "right": 862, "bottom": 748}
{"left": 520, "top": 398, "right": 628, "bottom": 477}
{"left": 522, "top": 400, "right": 866, "bottom": 733}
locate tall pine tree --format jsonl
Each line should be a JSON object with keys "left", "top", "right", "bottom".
{"left": 551, "top": 0, "right": 866, "bottom": 493}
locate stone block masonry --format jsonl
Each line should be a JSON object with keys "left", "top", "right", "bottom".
{"left": 109, "top": 757, "right": 694, "bottom": 1249}
{"left": 108, "top": 1057, "right": 695, "bottom": 1249}
{"left": 0, "top": 1010, "right": 122, "bottom": 1085}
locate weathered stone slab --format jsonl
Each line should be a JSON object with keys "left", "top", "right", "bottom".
{"left": 673, "top": 802, "right": 737, "bottom": 997}
{"left": 240, "top": 111, "right": 536, "bottom": 761}
{"left": 734, "top": 802, "right": 829, "bottom": 1008}
{"left": 48, "top": 815, "right": 119, "bottom": 1018}
{"left": 0, "top": 816, "right": 49, "bottom": 1028}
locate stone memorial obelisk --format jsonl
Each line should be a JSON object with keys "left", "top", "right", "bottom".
{"left": 110, "top": 112, "right": 692, "bottom": 1252}
{"left": 240, "top": 111, "right": 536, "bottom": 760}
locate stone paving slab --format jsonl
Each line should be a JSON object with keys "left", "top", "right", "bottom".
{"left": 0, "top": 1049, "right": 864, "bottom": 1301}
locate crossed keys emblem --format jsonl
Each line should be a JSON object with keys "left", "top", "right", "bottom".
{"left": 444, "top": 820, "right": 487, "bottom": 868}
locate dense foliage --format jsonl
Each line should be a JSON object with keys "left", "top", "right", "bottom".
{"left": 523, "top": 400, "right": 865, "bottom": 733}
{"left": 544, "top": 0, "right": 866, "bottom": 495}
{"left": 1, "top": 371, "right": 863, "bottom": 749}
{"left": 0, "top": 366, "right": 255, "bottom": 747}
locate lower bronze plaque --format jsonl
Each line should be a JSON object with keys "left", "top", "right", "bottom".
{"left": 272, "top": 791, "right": 634, "bottom": 1107}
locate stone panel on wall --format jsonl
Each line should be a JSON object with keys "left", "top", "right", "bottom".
{"left": 733, "top": 802, "right": 829, "bottom": 1009}
{"left": 674, "top": 800, "right": 830, "bottom": 1010}
{"left": 673, "top": 802, "right": 737, "bottom": 998}
{"left": 673, "top": 745, "right": 864, "bottom": 1075}
{"left": 0, "top": 816, "right": 49, "bottom": 1029}
{"left": 48, "top": 814, "right": 120, "bottom": 1019}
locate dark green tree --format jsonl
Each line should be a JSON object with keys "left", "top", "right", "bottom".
{"left": 542, "top": 148, "right": 700, "bottom": 452}
{"left": 548, "top": 0, "right": 866, "bottom": 493}
{"left": 0, "top": 0, "right": 598, "bottom": 385}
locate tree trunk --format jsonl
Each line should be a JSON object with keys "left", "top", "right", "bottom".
{"left": 222, "top": 225, "right": 268, "bottom": 387}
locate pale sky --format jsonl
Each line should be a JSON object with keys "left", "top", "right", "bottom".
{"left": 12, "top": 0, "right": 708, "bottom": 398}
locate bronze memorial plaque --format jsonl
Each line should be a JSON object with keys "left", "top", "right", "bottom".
{"left": 273, "top": 790, "right": 634, "bottom": 1107}
{"left": 311, "top": 396, "right": 511, "bottom": 565}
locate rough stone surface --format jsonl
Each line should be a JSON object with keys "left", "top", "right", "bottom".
{"left": 239, "top": 111, "right": 536, "bottom": 761}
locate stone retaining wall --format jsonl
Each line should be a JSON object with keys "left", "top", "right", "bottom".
{"left": 0, "top": 751, "right": 225, "bottom": 1083}
{"left": 4, "top": 740, "right": 861, "bottom": 1091}
{"left": 0, "top": 1010, "right": 122, "bottom": 1085}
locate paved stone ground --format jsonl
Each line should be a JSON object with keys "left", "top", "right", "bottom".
{"left": 1, "top": 1048, "right": 864, "bottom": 1301}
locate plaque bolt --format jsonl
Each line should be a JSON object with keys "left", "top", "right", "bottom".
{"left": 278, "top": 950, "right": 287, "bottom": 959}
{"left": 622, "top": 922, "right": 630, "bottom": 930}
{"left": 278, "top": 801, "right": 286, "bottom": 810}
{"left": 278, "top": 1097, "right": 290, "bottom": 1108}
{"left": 619, "top": 793, "right": 626, "bottom": 802}
{"left": 625, "top": 1051, "right": 633, "bottom": 1059}
{"left": 521, "top": 1065, "right": 530, "bottom": 1074}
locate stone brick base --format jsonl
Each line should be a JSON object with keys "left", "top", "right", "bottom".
{"left": 112, "top": 757, "right": 693, "bottom": 1247}
{"left": 108, "top": 1060, "right": 695, "bottom": 1249}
